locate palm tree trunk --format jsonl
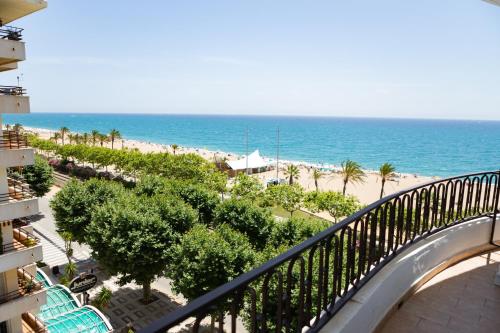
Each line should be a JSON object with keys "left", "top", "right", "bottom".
{"left": 315, "top": 179, "right": 318, "bottom": 191}
{"left": 111, "top": 139, "right": 114, "bottom": 149}
{"left": 343, "top": 180, "right": 347, "bottom": 196}
{"left": 380, "top": 179, "right": 385, "bottom": 199}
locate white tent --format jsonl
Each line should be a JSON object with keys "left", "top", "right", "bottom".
{"left": 227, "top": 150, "right": 268, "bottom": 171}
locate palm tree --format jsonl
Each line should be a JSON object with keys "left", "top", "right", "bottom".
{"left": 91, "top": 130, "right": 99, "bottom": 146}
{"left": 312, "top": 168, "right": 322, "bottom": 191}
{"left": 108, "top": 129, "right": 121, "bottom": 149}
{"left": 340, "top": 160, "right": 365, "bottom": 196}
{"left": 51, "top": 132, "right": 61, "bottom": 144}
{"left": 285, "top": 164, "right": 300, "bottom": 185}
{"left": 171, "top": 144, "right": 179, "bottom": 155}
{"left": 98, "top": 134, "right": 108, "bottom": 147}
{"left": 68, "top": 133, "right": 75, "bottom": 144}
{"left": 82, "top": 132, "right": 89, "bottom": 145}
{"left": 5, "top": 124, "right": 11, "bottom": 131}
{"left": 13, "top": 123, "right": 23, "bottom": 133}
{"left": 59, "top": 127, "right": 69, "bottom": 145}
{"left": 379, "top": 162, "right": 396, "bottom": 199}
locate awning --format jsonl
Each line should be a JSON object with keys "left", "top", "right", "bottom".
{"left": 227, "top": 150, "right": 268, "bottom": 170}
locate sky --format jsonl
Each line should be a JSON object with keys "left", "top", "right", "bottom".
{"left": 5, "top": 0, "right": 500, "bottom": 119}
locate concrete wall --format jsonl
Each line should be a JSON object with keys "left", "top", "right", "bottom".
{"left": 0, "top": 148, "right": 34, "bottom": 168}
{"left": 0, "top": 288, "right": 47, "bottom": 323}
{"left": 0, "top": 95, "right": 29, "bottom": 114}
{"left": 320, "top": 216, "right": 498, "bottom": 333}
{"left": 0, "top": 243, "right": 43, "bottom": 273}
{"left": 0, "top": 198, "right": 39, "bottom": 221}
{"left": 0, "top": 39, "right": 25, "bottom": 65}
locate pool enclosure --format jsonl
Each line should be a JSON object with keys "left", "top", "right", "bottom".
{"left": 35, "top": 269, "right": 113, "bottom": 332}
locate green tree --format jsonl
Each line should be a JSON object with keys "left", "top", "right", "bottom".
{"left": 149, "top": 194, "right": 198, "bottom": 235}
{"left": 50, "top": 179, "right": 124, "bottom": 243}
{"left": 13, "top": 123, "right": 23, "bottom": 132}
{"left": 340, "top": 160, "right": 365, "bottom": 195}
{"left": 379, "top": 162, "right": 396, "bottom": 199}
{"left": 59, "top": 127, "right": 69, "bottom": 145}
{"left": 177, "top": 184, "right": 220, "bottom": 225}
{"left": 269, "top": 216, "right": 329, "bottom": 248}
{"left": 22, "top": 155, "right": 54, "bottom": 196}
{"left": 231, "top": 173, "right": 263, "bottom": 201}
{"left": 98, "top": 134, "right": 108, "bottom": 147}
{"left": 87, "top": 195, "right": 178, "bottom": 302}
{"left": 265, "top": 183, "right": 304, "bottom": 216}
{"left": 284, "top": 164, "right": 300, "bottom": 185}
{"left": 168, "top": 224, "right": 255, "bottom": 302}
{"left": 305, "top": 191, "right": 361, "bottom": 223}
{"left": 214, "top": 198, "right": 274, "bottom": 250}
{"left": 108, "top": 129, "right": 121, "bottom": 149}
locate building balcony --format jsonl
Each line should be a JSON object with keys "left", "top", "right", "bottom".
{"left": 0, "top": 85, "right": 29, "bottom": 114}
{"left": 139, "top": 170, "right": 500, "bottom": 333}
{"left": 22, "top": 313, "right": 47, "bottom": 333}
{"left": 0, "top": 0, "right": 47, "bottom": 25}
{"left": 0, "top": 226, "right": 42, "bottom": 273}
{"left": 0, "top": 177, "right": 38, "bottom": 222}
{"left": 0, "top": 130, "right": 34, "bottom": 167}
{"left": 0, "top": 268, "right": 47, "bottom": 323}
{"left": 0, "top": 26, "right": 25, "bottom": 69}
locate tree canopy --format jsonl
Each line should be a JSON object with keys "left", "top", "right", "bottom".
{"left": 22, "top": 155, "right": 54, "bottom": 197}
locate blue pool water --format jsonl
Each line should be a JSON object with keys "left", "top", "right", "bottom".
{"left": 4, "top": 113, "right": 500, "bottom": 177}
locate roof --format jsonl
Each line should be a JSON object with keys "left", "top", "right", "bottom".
{"left": 227, "top": 150, "right": 268, "bottom": 170}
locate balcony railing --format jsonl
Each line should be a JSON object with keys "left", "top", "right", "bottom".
{"left": 0, "top": 85, "right": 26, "bottom": 96}
{"left": 140, "top": 170, "right": 500, "bottom": 333}
{"left": 0, "top": 227, "right": 40, "bottom": 255}
{"left": 0, "top": 176, "right": 35, "bottom": 204}
{"left": 0, "top": 268, "right": 43, "bottom": 305}
{"left": 0, "top": 26, "right": 23, "bottom": 41}
{"left": 0, "top": 130, "right": 28, "bottom": 149}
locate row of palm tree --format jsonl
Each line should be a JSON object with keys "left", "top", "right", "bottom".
{"left": 54, "top": 127, "right": 122, "bottom": 149}
{"left": 284, "top": 160, "right": 397, "bottom": 199}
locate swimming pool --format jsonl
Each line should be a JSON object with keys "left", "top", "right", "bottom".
{"left": 43, "top": 306, "right": 113, "bottom": 333}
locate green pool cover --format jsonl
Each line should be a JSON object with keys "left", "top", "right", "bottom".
{"left": 38, "top": 285, "right": 80, "bottom": 321}
{"left": 44, "top": 306, "right": 112, "bottom": 333}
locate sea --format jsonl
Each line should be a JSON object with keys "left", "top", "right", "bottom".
{"left": 3, "top": 113, "right": 499, "bottom": 177}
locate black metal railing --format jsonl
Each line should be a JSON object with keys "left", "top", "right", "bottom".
{"left": 0, "top": 85, "right": 25, "bottom": 96}
{"left": 0, "top": 176, "right": 35, "bottom": 204}
{"left": 0, "top": 268, "right": 43, "bottom": 305}
{"left": 0, "top": 227, "right": 40, "bottom": 255}
{"left": 0, "top": 130, "right": 28, "bottom": 149}
{"left": 0, "top": 25, "right": 23, "bottom": 41}
{"left": 140, "top": 170, "right": 500, "bottom": 333}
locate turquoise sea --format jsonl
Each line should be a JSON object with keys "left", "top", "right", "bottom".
{"left": 3, "top": 113, "right": 499, "bottom": 177}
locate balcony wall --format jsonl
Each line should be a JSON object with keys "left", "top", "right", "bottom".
{"left": 0, "top": 242, "right": 42, "bottom": 273}
{"left": 0, "top": 197, "right": 39, "bottom": 221}
{"left": 0, "top": 147, "right": 34, "bottom": 167}
{"left": 0, "top": 39, "right": 25, "bottom": 66}
{"left": 0, "top": 62, "right": 17, "bottom": 72}
{"left": 319, "top": 215, "right": 499, "bottom": 333}
{"left": 0, "top": 288, "right": 46, "bottom": 323}
{"left": 0, "top": 95, "right": 29, "bottom": 114}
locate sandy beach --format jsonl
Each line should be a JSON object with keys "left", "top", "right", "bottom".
{"left": 26, "top": 127, "right": 436, "bottom": 206}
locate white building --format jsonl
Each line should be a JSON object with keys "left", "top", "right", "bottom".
{"left": 0, "top": 1, "right": 48, "bottom": 332}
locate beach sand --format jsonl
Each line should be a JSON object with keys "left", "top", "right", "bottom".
{"left": 26, "top": 127, "right": 436, "bottom": 206}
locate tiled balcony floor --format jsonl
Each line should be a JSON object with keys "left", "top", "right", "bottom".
{"left": 381, "top": 250, "right": 500, "bottom": 333}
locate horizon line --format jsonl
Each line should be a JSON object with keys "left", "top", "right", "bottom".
{"left": 23, "top": 111, "right": 500, "bottom": 122}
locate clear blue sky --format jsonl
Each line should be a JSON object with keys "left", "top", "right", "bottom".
{"left": 6, "top": 0, "right": 500, "bottom": 119}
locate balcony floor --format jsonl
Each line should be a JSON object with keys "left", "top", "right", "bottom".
{"left": 381, "top": 250, "right": 500, "bottom": 333}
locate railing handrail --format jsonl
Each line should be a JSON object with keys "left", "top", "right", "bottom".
{"left": 0, "top": 130, "right": 28, "bottom": 149}
{"left": 0, "top": 85, "right": 26, "bottom": 96}
{"left": 0, "top": 25, "right": 23, "bottom": 41}
{"left": 0, "top": 176, "right": 35, "bottom": 203}
{"left": 0, "top": 267, "right": 43, "bottom": 305}
{"left": 141, "top": 170, "right": 500, "bottom": 332}
{"left": 0, "top": 226, "right": 40, "bottom": 254}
